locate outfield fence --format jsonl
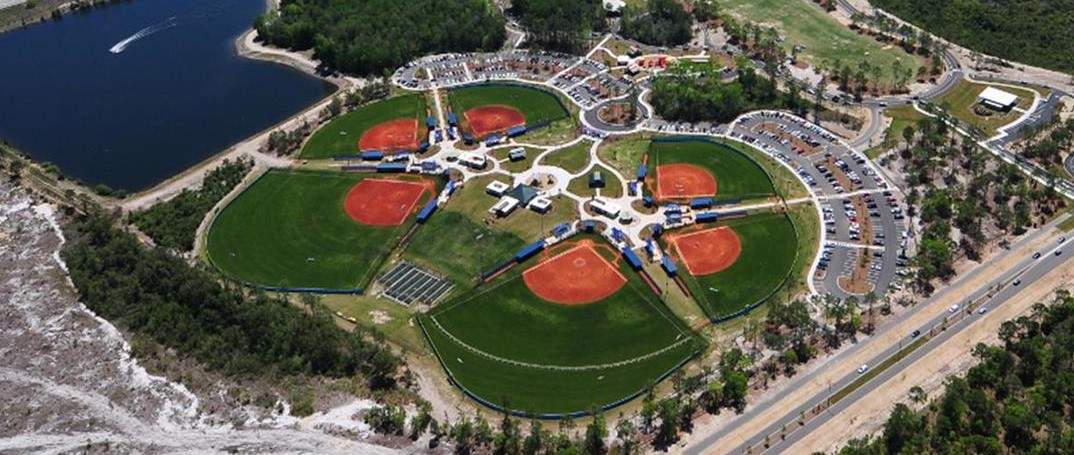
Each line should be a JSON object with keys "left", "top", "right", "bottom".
{"left": 650, "top": 136, "right": 805, "bottom": 323}
{"left": 418, "top": 314, "right": 698, "bottom": 419}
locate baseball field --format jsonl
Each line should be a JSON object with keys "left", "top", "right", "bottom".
{"left": 448, "top": 83, "right": 570, "bottom": 137}
{"left": 668, "top": 212, "right": 799, "bottom": 319}
{"left": 300, "top": 94, "right": 428, "bottom": 159}
{"left": 206, "top": 169, "right": 436, "bottom": 290}
{"left": 647, "top": 139, "right": 776, "bottom": 201}
{"left": 421, "top": 239, "right": 698, "bottom": 415}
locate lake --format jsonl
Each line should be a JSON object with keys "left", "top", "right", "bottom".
{"left": 0, "top": 0, "right": 333, "bottom": 191}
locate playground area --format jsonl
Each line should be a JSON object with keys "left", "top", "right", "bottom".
{"left": 522, "top": 242, "right": 627, "bottom": 305}
{"left": 343, "top": 177, "right": 434, "bottom": 226}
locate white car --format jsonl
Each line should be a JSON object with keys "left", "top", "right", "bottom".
{"left": 857, "top": 364, "right": 869, "bottom": 374}
{"left": 949, "top": 304, "right": 960, "bottom": 313}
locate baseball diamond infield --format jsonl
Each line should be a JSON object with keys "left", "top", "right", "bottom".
{"left": 343, "top": 178, "right": 433, "bottom": 226}
{"left": 358, "top": 119, "right": 420, "bottom": 151}
{"left": 523, "top": 243, "right": 627, "bottom": 305}
{"left": 654, "top": 163, "right": 718, "bottom": 200}
{"left": 666, "top": 226, "right": 742, "bottom": 276}
{"left": 464, "top": 106, "right": 526, "bottom": 138}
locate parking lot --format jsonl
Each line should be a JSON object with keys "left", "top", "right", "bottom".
{"left": 729, "top": 111, "right": 912, "bottom": 298}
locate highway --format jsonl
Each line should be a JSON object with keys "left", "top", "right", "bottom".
{"left": 682, "top": 214, "right": 1072, "bottom": 455}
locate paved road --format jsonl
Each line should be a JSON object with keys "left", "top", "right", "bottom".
{"left": 681, "top": 214, "right": 1071, "bottom": 455}
{"left": 774, "top": 232, "right": 1073, "bottom": 453}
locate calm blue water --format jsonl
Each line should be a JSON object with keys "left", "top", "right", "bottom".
{"left": 0, "top": 0, "right": 333, "bottom": 190}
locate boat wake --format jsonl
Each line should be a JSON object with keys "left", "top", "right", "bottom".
{"left": 109, "top": 16, "right": 177, "bottom": 54}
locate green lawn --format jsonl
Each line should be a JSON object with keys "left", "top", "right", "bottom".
{"left": 540, "top": 140, "right": 594, "bottom": 174}
{"left": 867, "top": 105, "right": 925, "bottom": 158}
{"left": 714, "top": 137, "right": 810, "bottom": 199}
{"left": 719, "top": 0, "right": 924, "bottom": 84}
{"left": 206, "top": 170, "right": 429, "bottom": 290}
{"left": 489, "top": 146, "right": 542, "bottom": 173}
{"left": 448, "top": 83, "right": 570, "bottom": 127}
{"left": 648, "top": 139, "right": 776, "bottom": 201}
{"left": 422, "top": 239, "right": 698, "bottom": 414}
{"left": 403, "top": 211, "right": 528, "bottom": 286}
{"left": 671, "top": 212, "right": 799, "bottom": 319}
{"left": 934, "top": 80, "right": 1037, "bottom": 136}
{"left": 439, "top": 175, "right": 577, "bottom": 242}
{"left": 597, "top": 132, "right": 654, "bottom": 177}
{"left": 568, "top": 164, "right": 625, "bottom": 198}
{"left": 300, "top": 94, "right": 427, "bottom": 159}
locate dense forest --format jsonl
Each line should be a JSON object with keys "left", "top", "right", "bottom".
{"left": 62, "top": 216, "right": 400, "bottom": 388}
{"left": 129, "top": 158, "right": 251, "bottom": 251}
{"left": 620, "top": 0, "right": 693, "bottom": 47}
{"left": 650, "top": 62, "right": 810, "bottom": 123}
{"left": 254, "top": 0, "right": 505, "bottom": 75}
{"left": 510, "top": 0, "right": 606, "bottom": 53}
{"left": 836, "top": 290, "right": 1074, "bottom": 454}
{"left": 872, "top": 0, "right": 1074, "bottom": 73}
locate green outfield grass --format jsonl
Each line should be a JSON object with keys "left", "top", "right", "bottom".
{"left": 448, "top": 83, "right": 570, "bottom": 127}
{"left": 422, "top": 239, "right": 697, "bottom": 414}
{"left": 540, "top": 140, "right": 593, "bottom": 174}
{"left": 648, "top": 139, "right": 776, "bottom": 201}
{"left": 206, "top": 170, "right": 430, "bottom": 290}
{"left": 403, "top": 210, "right": 527, "bottom": 286}
{"left": 719, "top": 0, "right": 924, "bottom": 84}
{"left": 300, "top": 94, "right": 427, "bottom": 159}
{"left": 672, "top": 212, "right": 799, "bottom": 319}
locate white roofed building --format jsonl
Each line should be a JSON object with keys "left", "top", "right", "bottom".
{"left": 978, "top": 87, "right": 1019, "bottom": 111}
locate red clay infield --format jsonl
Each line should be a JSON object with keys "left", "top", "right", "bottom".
{"left": 666, "top": 226, "right": 742, "bottom": 276}
{"left": 358, "top": 119, "right": 420, "bottom": 151}
{"left": 343, "top": 178, "right": 429, "bottom": 226}
{"left": 464, "top": 106, "right": 525, "bottom": 137}
{"left": 523, "top": 244, "right": 627, "bottom": 305}
{"left": 654, "top": 163, "right": 717, "bottom": 200}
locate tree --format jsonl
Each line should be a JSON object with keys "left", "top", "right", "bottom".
{"left": 655, "top": 398, "right": 680, "bottom": 448}
{"left": 583, "top": 413, "right": 608, "bottom": 455}
{"left": 522, "top": 420, "right": 545, "bottom": 455}
{"left": 615, "top": 418, "right": 637, "bottom": 455}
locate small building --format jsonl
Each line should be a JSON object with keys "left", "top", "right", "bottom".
{"left": 486, "top": 180, "right": 510, "bottom": 197}
{"left": 485, "top": 134, "right": 504, "bottom": 146}
{"left": 616, "top": 55, "right": 631, "bottom": 66}
{"left": 528, "top": 196, "right": 553, "bottom": 214}
{"left": 426, "top": 116, "right": 436, "bottom": 130}
{"left": 447, "top": 112, "right": 458, "bottom": 126}
{"left": 589, "top": 170, "right": 606, "bottom": 188}
{"left": 459, "top": 152, "right": 487, "bottom": 169}
{"left": 602, "top": 0, "right": 625, "bottom": 14}
{"left": 490, "top": 196, "right": 520, "bottom": 217}
{"left": 507, "top": 126, "right": 527, "bottom": 137}
{"left": 508, "top": 147, "right": 527, "bottom": 161}
{"left": 978, "top": 87, "right": 1019, "bottom": 111}
{"left": 462, "top": 133, "right": 475, "bottom": 145}
{"left": 507, "top": 184, "right": 539, "bottom": 206}
{"left": 591, "top": 197, "right": 621, "bottom": 219}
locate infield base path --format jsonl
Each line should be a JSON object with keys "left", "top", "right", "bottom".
{"left": 654, "top": 163, "right": 718, "bottom": 200}
{"left": 359, "top": 119, "right": 420, "bottom": 151}
{"left": 667, "top": 226, "right": 741, "bottom": 276}
{"left": 343, "top": 178, "right": 429, "bottom": 226}
{"left": 523, "top": 244, "right": 627, "bottom": 305}
{"left": 464, "top": 106, "right": 525, "bottom": 138}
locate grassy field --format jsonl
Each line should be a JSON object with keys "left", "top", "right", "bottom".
{"left": 671, "top": 212, "right": 799, "bottom": 319}
{"left": 568, "top": 164, "right": 624, "bottom": 198}
{"left": 488, "top": 146, "right": 542, "bottom": 173}
{"left": 596, "top": 133, "right": 654, "bottom": 177}
{"left": 206, "top": 170, "right": 432, "bottom": 290}
{"left": 540, "top": 140, "right": 593, "bottom": 174}
{"left": 448, "top": 83, "right": 570, "bottom": 127}
{"left": 422, "top": 239, "right": 697, "bottom": 414}
{"left": 867, "top": 105, "right": 925, "bottom": 158}
{"left": 300, "top": 94, "right": 427, "bottom": 159}
{"left": 648, "top": 139, "right": 776, "bottom": 201}
{"left": 715, "top": 137, "right": 809, "bottom": 200}
{"left": 934, "top": 80, "right": 1037, "bottom": 135}
{"left": 718, "top": 0, "right": 924, "bottom": 84}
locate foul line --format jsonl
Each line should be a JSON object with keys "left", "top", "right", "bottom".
{"left": 522, "top": 244, "right": 628, "bottom": 285}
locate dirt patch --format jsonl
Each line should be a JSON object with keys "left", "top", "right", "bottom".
{"left": 597, "top": 103, "right": 638, "bottom": 125}
{"left": 522, "top": 243, "right": 627, "bottom": 305}
{"left": 368, "top": 311, "right": 392, "bottom": 325}
{"left": 654, "top": 163, "right": 718, "bottom": 200}
{"left": 358, "top": 119, "right": 420, "bottom": 152}
{"left": 666, "top": 226, "right": 742, "bottom": 276}
{"left": 343, "top": 178, "right": 430, "bottom": 226}
{"left": 464, "top": 106, "right": 526, "bottom": 138}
